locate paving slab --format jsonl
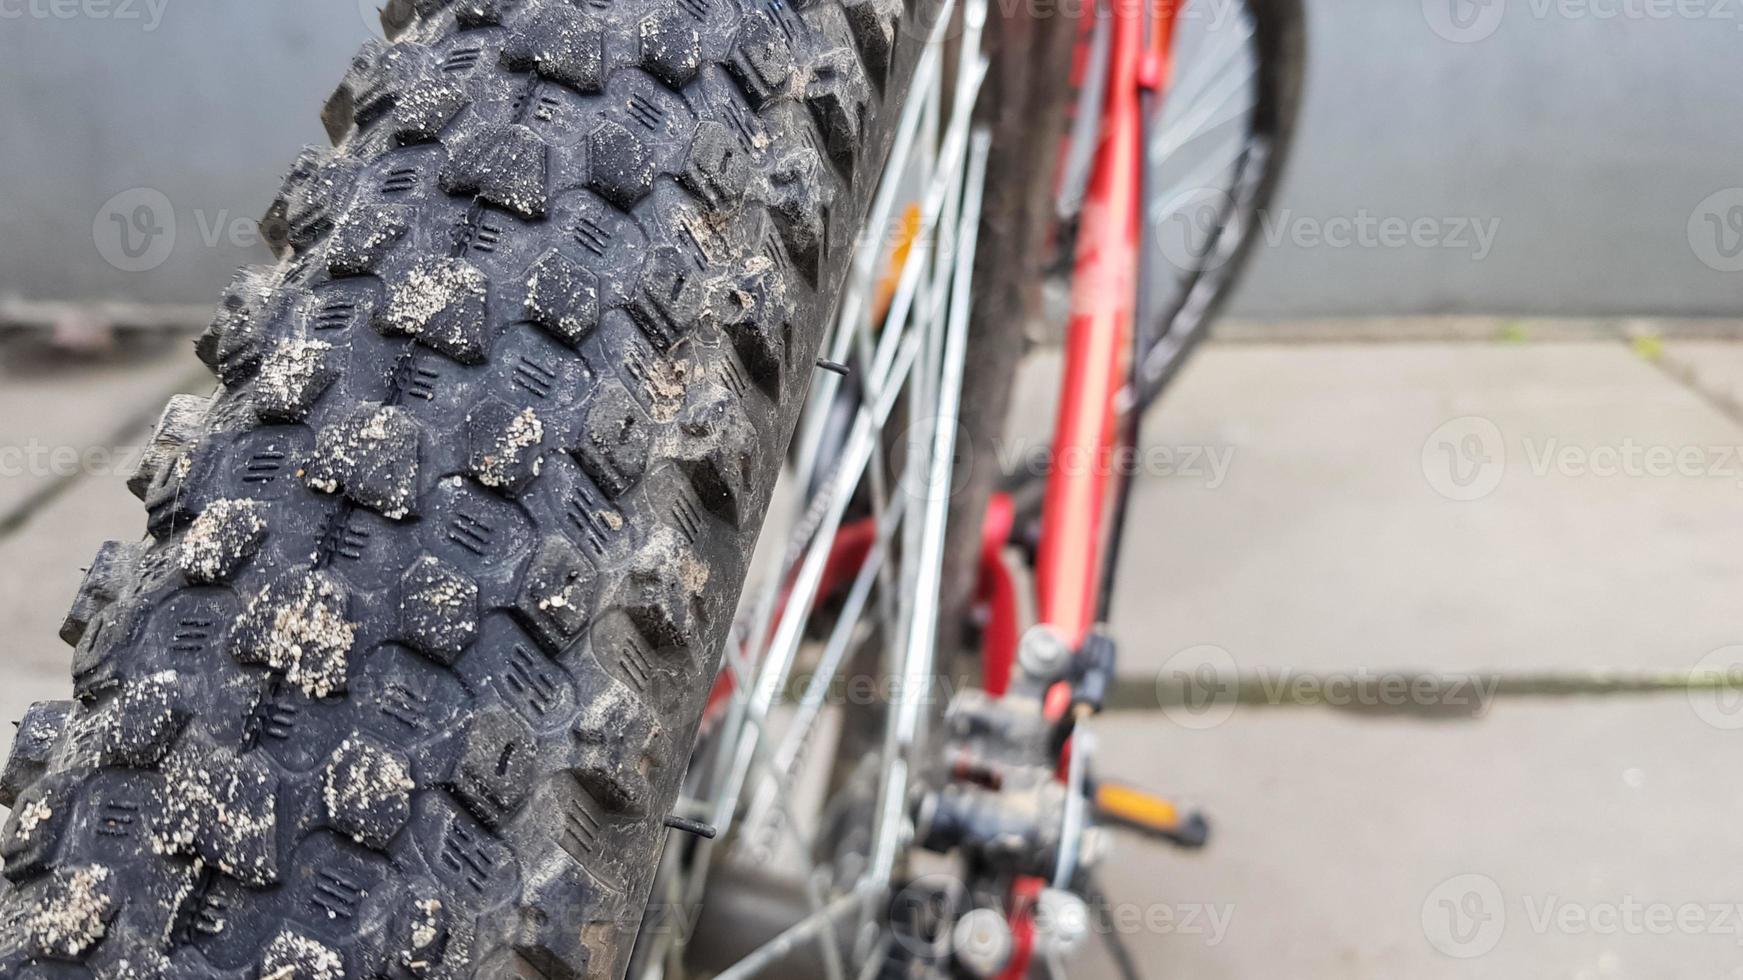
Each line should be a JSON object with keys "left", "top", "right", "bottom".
{"left": 0, "top": 340, "right": 208, "bottom": 522}
{"left": 1006, "top": 343, "right": 1743, "bottom": 678}
{"left": 1074, "top": 701, "right": 1743, "bottom": 980}
{"left": 0, "top": 465, "right": 146, "bottom": 763}
{"left": 1658, "top": 340, "right": 1743, "bottom": 420}
{"left": 1, "top": 340, "right": 1740, "bottom": 980}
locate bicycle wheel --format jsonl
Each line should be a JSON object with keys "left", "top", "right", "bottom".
{"left": 0, "top": 0, "right": 951, "bottom": 975}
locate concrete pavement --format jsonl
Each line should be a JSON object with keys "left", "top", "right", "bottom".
{"left": 3, "top": 333, "right": 1742, "bottom": 978}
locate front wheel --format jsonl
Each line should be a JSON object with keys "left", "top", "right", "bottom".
{"left": 0, "top": 0, "right": 944, "bottom": 976}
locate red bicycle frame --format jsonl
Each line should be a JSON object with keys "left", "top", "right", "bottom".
{"left": 995, "top": 3, "right": 1180, "bottom": 975}
{"left": 1038, "top": 0, "right": 1178, "bottom": 650}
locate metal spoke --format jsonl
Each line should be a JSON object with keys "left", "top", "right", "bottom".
{"left": 1158, "top": 9, "right": 1254, "bottom": 117}
{"left": 647, "top": 0, "right": 1003, "bottom": 972}
{"left": 792, "top": 12, "right": 953, "bottom": 497}
{"left": 711, "top": 881, "right": 884, "bottom": 980}
{"left": 713, "top": 332, "right": 922, "bottom": 834}
{"left": 1054, "top": 727, "right": 1092, "bottom": 886}
{"left": 867, "top": 126, "right": 993, "bottom": 888}
{"left": 739, "top": 501, "right": 902, "bottom": 852}
{"left": 1144, "top": 131, "right": 1245, "bottom": 223}
{"left": 715, "top": 47, "right": 991, "bottom": 859}
{"left": 719, "top": 45, "right": 974, "bottom": 801}
{"left": 1148, "top": 57, "right": 1258, "bottom": 163}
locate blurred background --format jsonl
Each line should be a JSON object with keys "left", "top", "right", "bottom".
{"left": 4, "top": 2, "right": 1743, "bottom": 978}
{"left": 5, "top": 0, "right": 1743, "bottom": 315}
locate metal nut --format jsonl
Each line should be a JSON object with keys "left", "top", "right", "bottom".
{"left": 952, "top": 907, "right": 1014, "bottom": 977}
{"left": 1017, "top": 624, "right": 1072, "bottom": 681}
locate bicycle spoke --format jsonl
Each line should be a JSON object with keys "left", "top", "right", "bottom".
{"left": 1148, "top": 57, "right": 1258, "bottom": 163}
{"left": 793, "top": 13, "right": 952, "bottom": 497}
{"left": 711, "top": 882, "right": 884, "bottom": 980}
{"left": 715, "top": 42, "right": 990, "bottom": 833}
{"left": 715, "top": 332, "right": 922, "bottom": 833}
{"left": 1162, "top": 9, "right": 1255, "bottom": 114}
{"left": 867, "top": 126, "right": 993, "bottom": 889}
{"left": 1145, "top": 132, "right": 1247, "bottom": 221}
{"left": 739, "top": 502, "right": 901, "bottom": 856}
{"left": 650, "top": 0, "right": 1006, "bottom": 970}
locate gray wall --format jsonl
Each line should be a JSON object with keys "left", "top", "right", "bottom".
{"left": 1, "top": 0, "right": 1739, "bottom": 317}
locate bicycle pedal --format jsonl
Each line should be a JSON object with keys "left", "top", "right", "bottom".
{"left": 1093, "top": 781, "right": 1211, "bottom": 849}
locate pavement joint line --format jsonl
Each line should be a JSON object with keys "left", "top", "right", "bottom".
{"left": 1108, "top": 668, "right": 1738, "bottom": 718}
{"left": 1640, "top": 343, "right": 1743, "bottom": 434}
{"left": 1211, "top": 316, "right": 1743, "bottom": 345}
{"left": 0, "top": 365, "right": 210, "bottom": 541}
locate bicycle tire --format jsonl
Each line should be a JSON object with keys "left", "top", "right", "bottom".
{"left": 0, "top": 0, "right": 938, "bottom": 975}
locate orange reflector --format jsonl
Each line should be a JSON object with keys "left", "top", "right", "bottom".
{"left": 1095, "top": 782, "right": 1182, "bottom": 832}
{"left": 873, "top": 204, "right": 924, "bottom": 323}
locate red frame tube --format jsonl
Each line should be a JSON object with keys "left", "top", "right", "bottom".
{"left": 992, "top": 5, "right": 1182, "bottom": 977}
{"left": 1034, "top": 0, "right": 1155, "bottom": 650}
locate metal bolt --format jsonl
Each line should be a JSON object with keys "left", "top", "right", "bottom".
{"left": 1018, "top": 624, "right": 1073, "bottom": 682}
{"left": 1078, "top": 826, "right": 1112, "bottom": 871}
{"left": 952, "top": 907, "right": 1014, "bottom": 978}
{"left": 1033, "top": 888, "right": 1092, "bottom": 956}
